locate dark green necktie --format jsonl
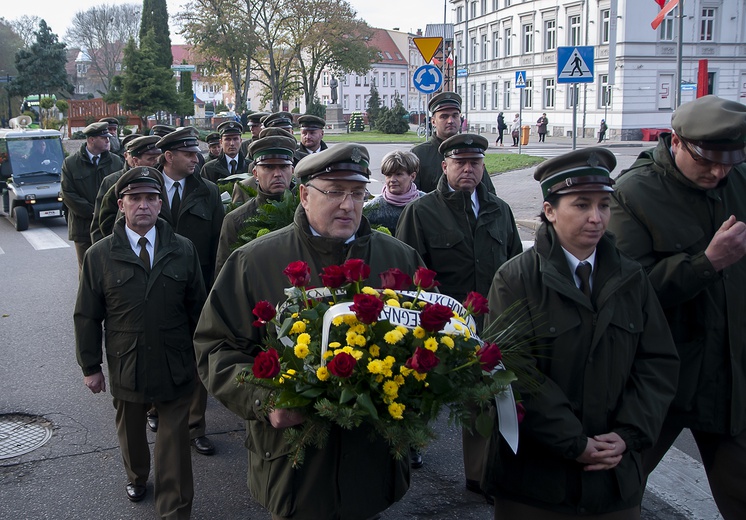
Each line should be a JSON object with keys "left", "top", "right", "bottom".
{"left": 576, "top": 262, "right": 592, "bottom": 299}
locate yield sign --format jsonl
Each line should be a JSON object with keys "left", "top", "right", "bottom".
{"left": 413, "top": 37, "right": 443, "bottom": 64}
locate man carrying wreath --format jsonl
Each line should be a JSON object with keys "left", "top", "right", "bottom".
{"left": 194, "top": 144, "right": 425, "bottom": 520}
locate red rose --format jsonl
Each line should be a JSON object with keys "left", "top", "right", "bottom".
{"left": 253, "top": 348, "right": 281, "bottom": 379}
{"left": 252, "top": 300, "right": 276, "bottom": 327}
{"left": 463, "top": 292, "right": 489, "bottom": 316}
{"left": 350, "top": 293, "right": 384, "bottom": 324}
{"left": 413, "top": 267, "right": 440, "bottom": 290}
{"left": 327, "top": 352, "right": 357, "bottom": 378}
{"left": 283, "top": 261, "right": 311, "bottom": 287}
{"left": 419, "top": 303, "right": 454, "bottom": 332}
{"left": 320, "top": 265, "right": 347, "bottom": 288}
{"left": 476, "top": 342, "right": 503, "bottom": 371}
{"left": 379, "top": 268, "right": 412, "bottom": 290}
{"left": 516, "top": 402, "right": 526, "bottom": 424}
{"left": 405, "top": 347, "right": 440, "bottom": 373}
{"left": 342, "top": 258, "right": 370, "bottom": 283}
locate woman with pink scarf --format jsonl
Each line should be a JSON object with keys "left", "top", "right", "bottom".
{"left": 364, "top": 150, "right": 424, "bottom": 234}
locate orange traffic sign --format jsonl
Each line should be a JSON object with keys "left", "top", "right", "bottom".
{"left": 413, "top": 37, "right": 443, "bottom": 64}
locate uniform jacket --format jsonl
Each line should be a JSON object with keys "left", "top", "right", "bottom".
{"left": 91, "top": 167, "right": 128, "bottom": 243}
{"left": 61, "top": 144, "right": 123, "bottom": 241}
{"left": 194, "top": 207, "right": 423, "bottom": 520}
{"left": 483, "top": 223, "right": 679, "bottom": 515}
{"left": 609, "top": 134, "right": 746, "bottom": 434}
{"left": 411, "top": 135, "right": 496, "bottom": 194}
{"left": 74, "top": 218, "right": 206, "bottom": 403}
{"left": 396, "top": 175, "right": 522, "bottom": 306}
{"left": 294, "top": 140, "right": 328, "bottom": 162}
{"left": 200, "top": 151, "right": 249, "bottom": 184}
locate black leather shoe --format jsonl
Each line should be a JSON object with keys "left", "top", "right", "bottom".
{"left": 126, "top": 482, "right": 146, "bottom": 502}
{"left": 146, "top": 414, "right": 158, "bottom": 433}
{"left": 191, "top": 436, "right": 215, "bottom": 455}
{"left": 465, "top": 479, "right": 494, "bottom": 505}
{"left": 409, "top": 448, "right": 423, "bottom": 469}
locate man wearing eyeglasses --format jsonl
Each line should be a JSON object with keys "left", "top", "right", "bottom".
{"left": 608, "top": 95, "right": 746, "bottom": 520}
{"left": 194, "top": 143, "right": 424, "bottom": 520}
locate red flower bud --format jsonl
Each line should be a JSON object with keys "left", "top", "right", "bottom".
{"left": 516, "top": 402, "right": 526, "bottom": 424}
{"left": 327, "top": 352, "right": 357, "bottom": 378}
{"left": 379, "top": 268, "right": 412, "bottom": 291}
{"left": 463, "top": 292, "right": 489, "bottom": 316}
{"left": 476, "top": 342, "right": 503, "bottom": 372}
{"left": 342, "top": 258, "right": 371, "bottom": 283}
{"left": 419, "top": 303, "right": 454, "bottom": 333}
{"left": 283, "top": 261, "right": 311, "bottom": 288}
{"left": 413, "top": 267, "right": 440, "bottom": 290}
{"left": 320, "top": 265, "right": 347, "bottom": 288}
{"left": 405, "top": 347, "right": 440, "bottom": 373}
{"left": 350, "top": 293, "right": 384, "bottom": 324}
{"left": 252, "top": 348, "right": 281, "bottom": 379}
{"left": 252, "top": 300, "right": 276, "bottom": 327}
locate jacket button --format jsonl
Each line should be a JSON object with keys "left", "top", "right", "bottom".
{"left": 255, "top": 399, "right": 261, "bottom": 407}
{"left": 675, "top": 243, "right": 682, "bottom": 249}
{"left": 265, "top": 451, "right": 271, "bottom": 458}
{"left": 116, "top": 279, "right": 121, "bottom": 283}
{"left": 629, "top": 323, "right": 635, "bottom": 329}
{"left": 549, "top": 326, "right": 556, "bottom": 333}
{"left": 703, "top": 270, "right": 711, "bottom": 277}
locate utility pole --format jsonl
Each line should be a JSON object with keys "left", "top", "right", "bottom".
{"left": 675, "top": 0, "right": 685, "bottom": 108}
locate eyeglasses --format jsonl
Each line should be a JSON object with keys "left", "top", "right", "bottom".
{"left": 306, "top": 183, "right": 367, "bottom": 204}
{"left": 679, "top": 138, "right": 729, "bottom": 168}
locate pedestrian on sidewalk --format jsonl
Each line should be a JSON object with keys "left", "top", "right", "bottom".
{"left": 510, "top": 114, "right": 520, "bottom": 146}
{"left": 598, "top": 119, "right": 608, "bottom": 143}
{"left": 536, "top": 113, "right": 548, "bottom": 143}
{"left": 496, "top": 112, "right": 506, "bottom": 146}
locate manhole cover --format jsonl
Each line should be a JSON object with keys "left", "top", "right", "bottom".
{"left": 0, "top": 414, "right": 53, "bottom": 459}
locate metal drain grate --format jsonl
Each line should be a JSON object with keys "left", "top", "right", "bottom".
{"left": 0, "top": 414, "right": 53, "bottom": 460}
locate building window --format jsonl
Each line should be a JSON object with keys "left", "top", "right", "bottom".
{"left": 493, "top": 0, "right": 498, "bottom": 11}
{"left": 481, "top": 34, "right": 488, "bottom": 61}
{"left": 364, "top": 75, "right": 369, "bottom": 86}
{"left": 492, "top": 82, "right": 499, "bottom": 109}
{"left": 493, "top": 30, "right": 500, "bottom": 58}
{"left": 372, "top": 72, "right": 378, "bottom": 86}
{"left": 471, "top": 84, "right": 477, "bottom": 110}
{"left": 567, "top": 84, "right": 579, "bottom": 108}
{"left": 382, "top": 74, "right": 388, "bottom": 87}
{"left": 523, "top": 24, "right": 533, "bottom": 54}
{"left": 544, "top": 19, "right": 556, "bottom": 51}
{"left": 481, "top": 83, "right": 487, "bottom": 109}
{"left": 471, "top": 1, "right": 477, "bottom": 19}
{"left": 523, "top": 79, "right": 533, "bottom": 109}
{"left": 457, "top": 6, "right": 463, "bottom": 23}
{"left": 503, "top": 81, "right": 511, "bottom": 109}
{"left": 343, "top": 95, "right": 349, "bottom": 110}
{"left": 569, "top": 15, "right": 581, "bottom": 45}
{"left": 343, "top": 75, "right": 349, "bottom": 86}
{"left": 481, "top": 0, "right": 487, "bottom": 16}
{"left": 472, "top": 36, "right": 478, "bottom": 62}
{"left": 400, "top": 73, "right": 406, "bottom": 88}
{"left": 504, "top": 28, "right": 512, "bottom": 56}
{"left": 544, "top": 78, "right": 555, "bottom": 108}
{"left": 322, "top": 72, "right": 329, "bottom": 86}
{"left": 601, "top": 9, "right": 610, "bottom": 44}
{"left": 599, "top": 74, "right": 612, "bottom": 108}
{"left": 356, "top": 95, "right": 361, "bottom": 110}
{"left": 355, "top": 75, "right": 360, "bottom": 86}
{"left": 659, "top": 6, "right": 677, "bottom": 41}
{"left": 700, "top": 7, "right": 715, "bottom": 41}
{"left": 457, "top": 39, "right": 463, "bottom": 63}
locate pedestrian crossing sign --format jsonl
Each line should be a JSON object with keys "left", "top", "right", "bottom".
{"left": 557, "top": 46, "right": 594, "bottom": 84}
{"left": 515, "top": 71, "right": 527, "bottom": 88}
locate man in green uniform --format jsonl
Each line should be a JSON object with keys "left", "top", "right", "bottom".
{"left": 99, "top": 116, "right": 122, "bottom": 157}
{"left": 194, "top": 144, "right": 424, "bottom": 520}
{"left": 201, "top": 121, "right": 250, "bottom": 184}
{"left": 411, "top": 92, "right": 495, "bottom": 194}
{"left": 205, "top": 132, "right": 221, "bottom": 161}
{"left": 608, "top": 95, "right": 746, "bottom": 520}
{"left": 294, "top": 114, "right": 328, "bottom": 162}
{"left": 240, "top": 111, "right": 269, "bottom": 157}
{"left": 75, "top": 167, "right": 205, "bottom": 518}
{"left": 62, "top": 121, "right": 124, "bottom": 270}
{"left": 396, "top": 133, "right": 522, "bottom": 503}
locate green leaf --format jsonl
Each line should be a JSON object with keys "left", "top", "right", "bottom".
{"left": 299, "top": 387, "right": 326, "bottom": 399}
{"left": 356, "top": 392, "right": 380, "bottom": 420}
{"left": 475, "top": 411, "right": 494, "bottom": 438}
{"left": 275, "top": 390, "right": 311, "bottom": 409}
{"left": 339, "top": 388, "right": 356, "bottom": 404}
{"left": 278, "top": 316, "right": 294, "bottom": 338}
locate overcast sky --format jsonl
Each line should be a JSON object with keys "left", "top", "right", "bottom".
{"left": 4, "top": 0, "right": 447, "bottom": 43}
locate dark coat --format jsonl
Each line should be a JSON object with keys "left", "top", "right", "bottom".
{"left": 411, "top": 135, "right": 496, "bottom": 194}
{"left": 483, "top": 223, "right": 679, "bottom": 515}
{"left": 609, "top": 134, "right": 746, "bottom": 434}
{"left": 200, "top": 151, "right": 250, "bottom": 184}
{"left": 74, "top": 218, "right": 206, "bottom": 403}
{"left": 194, "top": 207, "right": 423, "bottom": 519}
{"left": 61, "top": 144, "right": 123, "bottom": 241}
{"left": 396, "top": 175, "right": 522, "bottom": 305}
{"left": 90, "top": 167, "right": 128, "bottom": 243}
{"left": 294, "top": 139, "right": 328, "bottom": 162}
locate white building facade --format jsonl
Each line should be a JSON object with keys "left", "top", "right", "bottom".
{"left": 450, "top": 0, "right": 746, "bottom": 140}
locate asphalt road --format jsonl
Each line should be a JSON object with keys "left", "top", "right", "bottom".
{"left": 0, "top": 139, "right": 714, "bottom": 519}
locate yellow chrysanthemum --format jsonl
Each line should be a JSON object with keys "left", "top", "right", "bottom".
{"left": 464, "top": 329, "right": 471, "bottom": 339}
{"left": 383, "top": 380, "right": 399, "bottom": 397}
{"left": 286, "top": 369, "right": 297, "bottom": 376}
{"left": 342, "top": 314, "right": 358, "bottom": 325}
{"left": 412, "top": 371, "right": 427, "bottom": 381}
{"left": 367, "top": 359, "right": 384, "bottom": 374}
{"left": 418, "top": 301, "right": 427, "bottom": 309}
{"left": 382, "top": 288, "right": 397, "bottom": 299}
{"left": 440, "top": 336, "right": 455, "bottom": 349}
{"left": 453, "top": 323, "right": 463, "bottom": 331}
{"left": 395, "top": 325, "right": 408, "bottom": 336}
{"left": 383, "top": 355, "right": 396, "bottom": 367}
{"left": 323, "top": 351, "right": 334, "bottom": 360}
{"left": 384, "top": 330, "right": 403, "bottom": 345}
{"left": 294, "top": 344, "right": 310, "bottom": 359}
{"left": 424, "top": 337, "right": 439, "bottom": 352}
{"left": 375, "top": 375, "right": 384, "bottom": 383}
{"left": 289, "top": 321, "right": 306, "bottom": 334}
{"left": 400, "top": 366, "right": 413, "bottom": 377}
{"left": 346, "top": 331, "right": 359, "bottom": 344}
{"left": 361, "top": 286, "right": 378, "bottom": 295}
{"left": 352, "top": 335, "right": 367, "bottom": 347}
{"left": 386, "top": 299, "right": 401, "bottom": 308}
{"left": 368, "top": 344, "right": 380, "bottom": 358}
{"left": 332, "top": 316, "right": 344, "bottom": 326}
{"left": 388, "top": 402, "right": 405, "bottom": 420}
{"left": 296, "top": 333, "right": 311, "bottom": 345}
{"left": 412, "top": 326, "right": 426, "bottom": 339}
{"left": 352, "top": 324, "right": 366, "bottom": 334}
{"left": 316, "top": 366, "right": 330, "bottom": 381}
{"left": 329, "top": 341, "right": 341, "bottom": 349}
{"left": 291, "top": 312, "right": 299, "bottom": 319}
{"left": 402, "top": 301, "right": 413, "bottom": 309}
{"left": 394, "top": 374, "right": 405, "bottom": 385}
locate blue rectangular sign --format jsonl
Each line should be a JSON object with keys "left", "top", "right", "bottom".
{"left": 557, "top": 46, "right": 594, "bottom": 84}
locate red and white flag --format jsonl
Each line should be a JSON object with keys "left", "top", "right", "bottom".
{"left": 651, "top": 0, "right": 679, "bottom": 30}
{"left": 445, "top": 53, "right": 454, "bottom": 66}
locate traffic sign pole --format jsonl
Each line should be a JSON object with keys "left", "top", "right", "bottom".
{"left": 515, "top": 71, "right": 527, "bottom": 155}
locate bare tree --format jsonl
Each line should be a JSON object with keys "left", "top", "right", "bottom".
{"left": 10, "top": 15, "right": 42, "bottom": 48}
{"left": 64, "top": 4, "right": 141, "bottom": 94}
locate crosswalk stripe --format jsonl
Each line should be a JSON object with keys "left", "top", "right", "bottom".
{"left": 21, "top": 228, "right": 70, "bottom": 250}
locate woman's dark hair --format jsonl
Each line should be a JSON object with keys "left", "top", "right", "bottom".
{"left": 539, "top": 192, "right": 561, "bottom": 224}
